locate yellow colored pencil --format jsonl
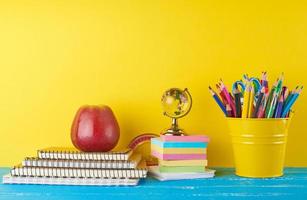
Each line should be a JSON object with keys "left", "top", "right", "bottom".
{"left": 248, "top": 84, "right": 255, "bottom": 117}
{"left": 242, "top": 81, "right": 251, "bottom": 118}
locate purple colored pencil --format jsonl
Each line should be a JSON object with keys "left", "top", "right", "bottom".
{"left": 274, "top": 95, "right": 284, "bottom": 118}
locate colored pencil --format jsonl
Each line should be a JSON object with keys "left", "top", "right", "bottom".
{"left": 266, "top": 92, "right": 278, "bottom": 118}
{"left": 281, "top": 86, "right": 303, "bottom": 118}
{"left": 226, "top": 104, "right": 233, "bottom": 117}
{"left": 274, "top": 94, "right": 284, "bottom": 118}
{"left": 284, "top": 87, "right": 297, "bottom": 109}
{"left": 275, "top": 74, "right": 284, "bottom": 98}
{"left": 248, "top": 83, "right": 255, "bottom": 117}
{"left": 257, "top": 94, "right": 268, "bottom": 118}
{"left": 209, "top": 86, "right": 227, "bottom": 116}
{"left": 265, "top": 79, "right": 277, "bottom": 117}
{"left": 216, "top": 84, "right": 228, "bottom": 105}
{"left": 266, "top": 75, "right": 283, "bottom": 118}
{"left": 261, "top": 72, "right": 269, "bottom": 94}
{"left": 282, "top": 86, "right": 289, "bottom": 101}
{"left": 260, "top": 72, "right": 265, "bottom": 85}
{"left": 242, "top": 81, "right": 251, "bottom": 118}
{"left": 219, "top": 80, "right": 236, "bottom": 117}
{"left": 253, "top": 86, "right": 265, "bottom": 118}
{"left": 233, "top": 83, "right": 242, "bottom": 118}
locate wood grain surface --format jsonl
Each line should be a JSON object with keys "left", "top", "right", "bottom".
{"left": 1, "top": 168, "right": 306, "bottom": 200}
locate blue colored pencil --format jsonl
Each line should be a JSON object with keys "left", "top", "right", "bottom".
{"left": 281, "top": 86, "right": 303, "bottom": 118}
{"left": 209, "top": 86, "right": 227, "bottom": 116}
{"left": 282, "top": 88, "right": 297, "bottom": 116}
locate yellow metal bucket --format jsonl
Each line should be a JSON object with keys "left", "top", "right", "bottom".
{"left": 226, "top": 118, "right": 291, "bottom": 178}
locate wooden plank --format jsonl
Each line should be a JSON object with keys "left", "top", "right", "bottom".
{"left": 1, "top": 168, "right": 307, "bottom": 200}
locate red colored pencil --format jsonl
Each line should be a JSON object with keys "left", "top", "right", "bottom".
{"left": 216, "top": 84, "right": 228, "bottom": 105}
{"left": 219, "top": 80, "right": 236, "bottom": 117}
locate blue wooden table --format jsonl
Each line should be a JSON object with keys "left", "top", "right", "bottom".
{"left": 1, "top": 167, "right": 306, "bottom": 200}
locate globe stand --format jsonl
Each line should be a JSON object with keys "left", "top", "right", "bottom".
{"left": 161, "top": 118, "right": 186, "bottom": 136}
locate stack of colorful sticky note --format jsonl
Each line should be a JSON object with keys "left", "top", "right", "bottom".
{"left": 149, "top": 135, "right": 215, "bottom": 181}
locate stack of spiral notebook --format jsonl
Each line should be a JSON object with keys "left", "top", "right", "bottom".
{"left": 3, "top": 147, "right": 147, "bottom": 186}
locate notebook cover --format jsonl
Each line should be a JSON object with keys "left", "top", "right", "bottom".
{"left": 22, "top": 153, "right": 141, "bottom": 169}
{"left": 37, "top": 147, "right": 133, "bottom": 161}
{"left": 11, "top": 160, "right": 147, "bottom": 179}
{"left": 3, "top": 174, "right": 139, "bottom": 186}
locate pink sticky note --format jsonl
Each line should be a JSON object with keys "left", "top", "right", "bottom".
{"left": 160, "top": 135, "right": 209, "bottom": 142}
{"left": 152, "top": 150, "right": 207, "bottom": 160}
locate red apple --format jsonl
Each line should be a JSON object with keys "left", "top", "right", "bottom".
{"left": 71, "top": 105, "right": 120, "bottom": 152}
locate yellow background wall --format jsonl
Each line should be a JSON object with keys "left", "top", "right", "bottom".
{"left": 0, "top": 0, "right": 306, "bottom": 166}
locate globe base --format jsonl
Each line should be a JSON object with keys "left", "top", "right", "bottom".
{"left": 161, "top": 128, "right": 186, "bottom": 136}
{"left": 161, "top": 118, "right": 187, "bottom": 136}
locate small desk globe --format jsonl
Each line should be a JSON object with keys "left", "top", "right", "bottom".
{"left": 161, "top": 88, "right": 192, "bottom": 136}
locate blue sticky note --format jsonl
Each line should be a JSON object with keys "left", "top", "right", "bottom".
{"left": 151, "top": 138, "right": 207, "bottom": 148}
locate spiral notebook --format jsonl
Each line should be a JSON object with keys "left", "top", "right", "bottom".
{"left": 11, "top": 160, "right": 147, "bottom": 179}
{"left": 22, "top": 153, "right": 141, "bottom": 169}
{"left": 3, "top": 175, "right": 139, "bottom": 186}
{"left": 37, "top": 147, "right": 133, "bottom": 161}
